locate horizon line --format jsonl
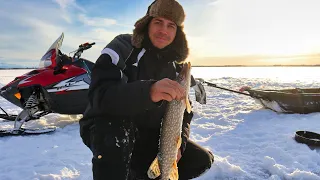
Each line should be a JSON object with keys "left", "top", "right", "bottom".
{"left": 1, "top": 64, "right": 320, "bottom": 69}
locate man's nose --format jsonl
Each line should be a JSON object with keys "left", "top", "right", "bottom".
{"left": 158, "top": 24, "right": 168, "bottom": 35}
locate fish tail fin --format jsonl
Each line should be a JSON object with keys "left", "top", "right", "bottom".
{"left": 147, "top": 156, "right": 161, "bottom": 179}
{"left": 169, "top": 160, "right": 179, "bottom": 180}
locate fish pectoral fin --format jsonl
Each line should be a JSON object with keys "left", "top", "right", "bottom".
{"left": 185, "top": 97, "right": 192, "bottom": 113}
{"left": 169, "top": 160, "right": 179, "bottom": 180}
{"left": 147, "top": 156, "right": 161, "bottom": 179}
{"left": 177, "top": 136, "right": 182, "bottom": 149}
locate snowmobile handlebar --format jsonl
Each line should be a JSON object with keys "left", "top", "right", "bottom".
{"left": 78, "top": 42, "right": 95, "bottom": 52}
{"left": 72, "top": 42, "right": 95, "bottom": 61}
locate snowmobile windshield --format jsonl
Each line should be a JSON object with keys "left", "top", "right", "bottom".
{"left": 39, "top": 33, "right": 64, "bottom": 68}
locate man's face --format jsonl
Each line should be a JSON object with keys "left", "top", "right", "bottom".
{"left": 148, "top": 17, "right": 177, "bottom": 49}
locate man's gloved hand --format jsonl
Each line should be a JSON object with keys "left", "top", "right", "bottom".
{"left": 193, "top": 80, "right": 206, "bottom": 104}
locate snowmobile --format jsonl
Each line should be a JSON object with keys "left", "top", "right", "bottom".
{"left": 0, "top": 33, "right": 95, "bottom": 136}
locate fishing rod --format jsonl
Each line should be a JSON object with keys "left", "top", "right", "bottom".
{"left": 196, "top": 78, "right": 252, "bottom": 97}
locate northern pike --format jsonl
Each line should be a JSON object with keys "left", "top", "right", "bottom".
{"left": 148, "top": 61, "right": 192, "bottom": 180}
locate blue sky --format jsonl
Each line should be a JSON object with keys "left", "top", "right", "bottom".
{"left": 1, "top": 0, "right": 320, "bottom": 66}
{"left": 0, "top": 0, "right": 155, "bottom": 66}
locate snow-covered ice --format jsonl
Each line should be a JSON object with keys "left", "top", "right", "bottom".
{"left": 0, "top": 67, "right": 320, "bottom": 180}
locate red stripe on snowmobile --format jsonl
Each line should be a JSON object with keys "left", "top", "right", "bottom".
{"left": 17, "top": 65, "right": 87, "bottom": 88}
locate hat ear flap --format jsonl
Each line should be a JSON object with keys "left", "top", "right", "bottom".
{"left": 172, "top": 26, "right": 189, "bottom": 63}
{"left": 132, "top": 16, "right": 153, "bottom": 48}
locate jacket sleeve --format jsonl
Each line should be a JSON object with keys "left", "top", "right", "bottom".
{"left": 87, "top": 35, "right": 160, "bottom": 117}
{"left": 180, "top": 101, "right": 194, "bottom": 154}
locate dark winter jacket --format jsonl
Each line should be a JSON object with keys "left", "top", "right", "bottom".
{"left": 79, "top": 34, "right": 195, "bottom": 156}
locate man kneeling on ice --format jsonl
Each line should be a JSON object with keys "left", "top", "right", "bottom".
{"left": 79, "top": 0, "right": 214, "bottom": 179}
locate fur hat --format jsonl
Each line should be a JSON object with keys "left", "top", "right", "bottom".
{"left": 132, "top": 0, "right": 189, "bottom": 62}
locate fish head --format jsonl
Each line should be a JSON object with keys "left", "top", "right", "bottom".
{"left": 176, "top": 61, "right": 191, "bottom": 89}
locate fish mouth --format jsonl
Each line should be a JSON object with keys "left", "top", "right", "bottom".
{"left": 177, "top": 62, "right": 191, "bottom": 82}
{"left": 181, "top": 62, "right": 191, "bottom": 74}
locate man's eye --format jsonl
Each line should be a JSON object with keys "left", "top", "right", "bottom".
{"left": 169, "top": 25, "right": 176, "bottom": 29}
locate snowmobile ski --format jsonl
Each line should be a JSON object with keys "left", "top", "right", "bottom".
{"left": 0, "top": 127, "right": 56, "bottom": 137}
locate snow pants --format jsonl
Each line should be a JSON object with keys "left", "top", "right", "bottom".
{"left": 90, "top": 120, "right": 214, "bottom": 180}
